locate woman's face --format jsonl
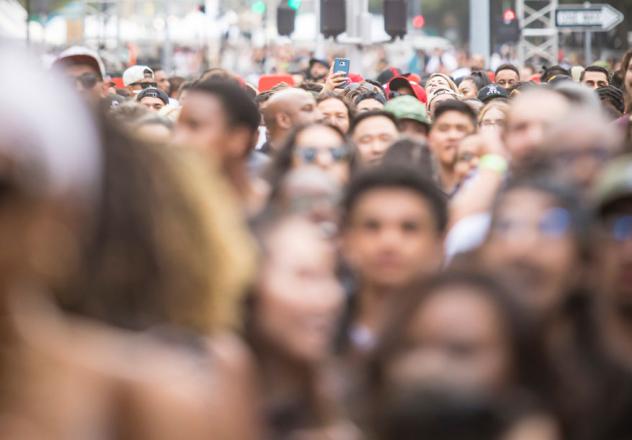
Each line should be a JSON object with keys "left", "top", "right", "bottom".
{"left": 479, "top": 107, "right": 507, "bottom": 136}
{"left": 385, "top": 285, "right": 512, "bottom": 394}
{"left": 292, "top": 125, "right": 351, "bottom": 185}
{"left": 454, "top": 135, "right": 482, "bottom": 183}
{"left": 426, "top": 76, "right": 451, "bottom": 95}
{"left": 257, "top": 219, "right": 343, "bottom": 364}
{"left": 356, "top": 98, "right": 384, "bottom": 113}
{"left": 317, "top": 98, "right": 350, "bottom": 134}
{"left": 458, "top": 79, "right": 478, "bottom": 99}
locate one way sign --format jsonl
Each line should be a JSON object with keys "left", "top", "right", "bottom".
{"left": 555, "top": 4, "right": 624, "bottom": 32}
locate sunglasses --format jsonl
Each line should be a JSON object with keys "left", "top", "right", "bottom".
{"left": 603, "top": 215, "right": 632, "bottom": 242}
{"left": 74, "top": 73, "right": 100, "bottom": 89}
{"left": 295, "top": 146, "right": 350, "bottom": 164}
{"left": 132, "top": 81, "right": 158, "bottom": 89}
{"left": 493, "top": 208, "right": 571, "bottom": 240}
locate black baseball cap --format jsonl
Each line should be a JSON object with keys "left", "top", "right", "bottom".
{"left": 136, "top": 87, "right": 169, "bottom": 105}
{"left": 309, "top": 58, "right": 330, "bottom": 69}
{"left": 477, "top": 84, "right": 508, "bottom": 103}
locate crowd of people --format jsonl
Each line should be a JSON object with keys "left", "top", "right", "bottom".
{"left": 0, "top": 38, "right": 631, "bottom": 440}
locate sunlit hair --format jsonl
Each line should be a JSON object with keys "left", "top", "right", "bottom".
{"left": 58, "top": 115, "right": 256, "bottom": 332}
{"left": 477, "top": 100, "right": 510, "bottom": 126}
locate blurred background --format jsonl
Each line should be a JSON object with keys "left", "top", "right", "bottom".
{"left": 2, "top": 1, "right": 631, "bottom": 79}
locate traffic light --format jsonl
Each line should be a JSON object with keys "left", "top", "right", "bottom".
{"left": 320, "top": 0, "right": 346, "bottom": 39}
{"left": 412, "top": 14, "right": 425, "bottom": 29}
{"left": 277, "top": 4, "right": 296, "bottom": 36}
{"left": 384, "top": 0, "right": 407, "bottom": 40}
{"left": 497, "top": 7, "right": 520, "bottom": 43}
{"left": 288, "top": 0, "right": 301, "bottom": 10}
{"left": 251, "top": 0, "right": 266, "bottom": 14}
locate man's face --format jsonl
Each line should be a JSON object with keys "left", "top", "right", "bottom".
{"left": 129, "top": 71, "right": 156, "bottom": 93}
{"left": 343, "top": 188, "right": 443, "bottom": 290}
{"left": 310, "top": 63, "right": 329, "bottom": 82}
{"left": 495, "top": 69, "right": 519, "bottom": 89}
{"left": 317, "top": 97, "right": 350, "bottom": 134}
{"left": 286, "top": 91, "right": 321, "bottom": 126}
{"left": 155, "top": 70, "right": 170, "bottom": 94}
{"left": 482, "top": 188, "right": 578, "bottom": 315}
{"left": 582, "top": 70, "right": 609, "bottom": 90}
{"left": 139, "top": 96, "right": 165, "bottom": 112}
{"left": 63, "top": 64, "right": 104, "bottom": 104}
{"left": 399, "top": 119, "right": 429, "bottom": 143}
{"left": 174, "top": 92, "right": 232, "bottom": 161}
{"left": 504, "top": 92, "right": 569, "bottom": 169}
{"left": 428, "top": 110, "right": 475, "bottom": 170}
{"left": 351, "top": 116, "right": 399, "bottom": 166}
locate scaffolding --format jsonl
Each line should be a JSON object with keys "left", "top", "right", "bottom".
{"left": 516, "top": 0, "right": 558, "bottom": 67}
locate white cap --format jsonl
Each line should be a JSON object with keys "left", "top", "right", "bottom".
{"left": 0, "top": 46, "right": 102, "bottom": 201}
{"left": 53, "top": 45, "right": 106, "bottom": 79}
{"left": 123, "top": 65, "right": 154, "bottom": 87}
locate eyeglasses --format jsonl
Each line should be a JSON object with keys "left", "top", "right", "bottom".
{"left": 493, "top": 207, "right": 571, "bottom": 240}
{"left": 132, "top": 81, "right": 158, "bottom": 89}
{"left": 295, "top": 146, "right": 350, "bottom": 164}
{"left": 480, "top": 119, "right": 506, "bottom": 128}
{"left": 74, "top": 73, "right": 100, "bottom": 90}
{"left": 602, "top": 215, "right": 632, "bottom": 242}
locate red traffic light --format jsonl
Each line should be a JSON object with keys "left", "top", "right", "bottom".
{"left": 503, "top": 8, "right": 516, "bottom": 22}
{"left": 412, "top": 14, "right": 425, "bottom": 29}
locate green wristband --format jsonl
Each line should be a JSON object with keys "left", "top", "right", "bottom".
{"left": 479, "top": 154, "right": 508, "bottom": 174}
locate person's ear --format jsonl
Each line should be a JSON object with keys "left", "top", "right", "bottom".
{"left": 276, "top": 112, "right": 292, "bottom": 130}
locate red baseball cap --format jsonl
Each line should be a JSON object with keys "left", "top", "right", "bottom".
{"left": 386, "top": 76, "right": 427, "bottom": 104}
{"left": 348, "top": 73, "right": 364, "bottom": 83}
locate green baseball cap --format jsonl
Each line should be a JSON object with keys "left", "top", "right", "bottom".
{"left": 593, "top": 154, "right": 632, "bottom": 213}
{"left": 384, "top": 95, "right": 430, "bottom": 127}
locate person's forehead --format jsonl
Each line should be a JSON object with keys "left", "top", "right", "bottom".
{"left": 497, "top": 69, "right": 518, "bottom": 78}
{"left": 64, "top": 63, "right": 99, "bottom": 77}
{"left": 140, "top": 96, "right": 163, "bottom": 104}
{"left": 584, "top": 70, "right": 608, "bottom": 80}
{"left": 356, "top": 187, "right": 431, "bottom": 209}
{"left": 434, "top": 110, "right": 473, "bottom": 125}
{"left": 319, "top": 97, "right": 346, "bottom": 111}
{"left": 296, "top": 125, "right": 342, "bottom": 146}
{"left": 295, "top": 91, "right": 316, "bottom": 105}
{"left": 482, "top": 107, "right": 504, "bottom": 119}
{"left": 510, "top": 92, "right": 567, "bottom": 120}
{"left": 496, "top": 188, "right": 556, "bottom": 215}
{"left": 185, "top": 91, "right": 226, "bottom": 114}
{"left": 354, "top": 116, "right": 397, "bottom": 134}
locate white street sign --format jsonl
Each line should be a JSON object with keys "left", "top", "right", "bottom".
{"left": 555, "top": 4, "right": 624, "bottom": 32}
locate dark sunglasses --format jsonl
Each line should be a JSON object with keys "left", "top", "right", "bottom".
{"left": 493, "top": 208, "right": 571, "bottom": 240}
{"left": 603, "top": 215, "right": 632, "bottom": 242}
{"left": 295, "top": 146, "right": 350, "bottom": 164}
{"left": 74, "top": 73, "right": 99, "bottom": 89}
{"left": 132, "top": 81, "right": 158, "bottom": 89}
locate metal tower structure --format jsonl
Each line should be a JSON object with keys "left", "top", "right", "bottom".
{"left": 516, "top": 0, "right": 558, "bottom": 67}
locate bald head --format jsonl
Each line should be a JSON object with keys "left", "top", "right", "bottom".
{"left": 262, "top": 88, "right": 321, "bottom": 149}
{"left": 543, "top": 110, "right": 622, "bottom": 190}
{"left": 504, "top": 88, "right": 570, "bottom": 169}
